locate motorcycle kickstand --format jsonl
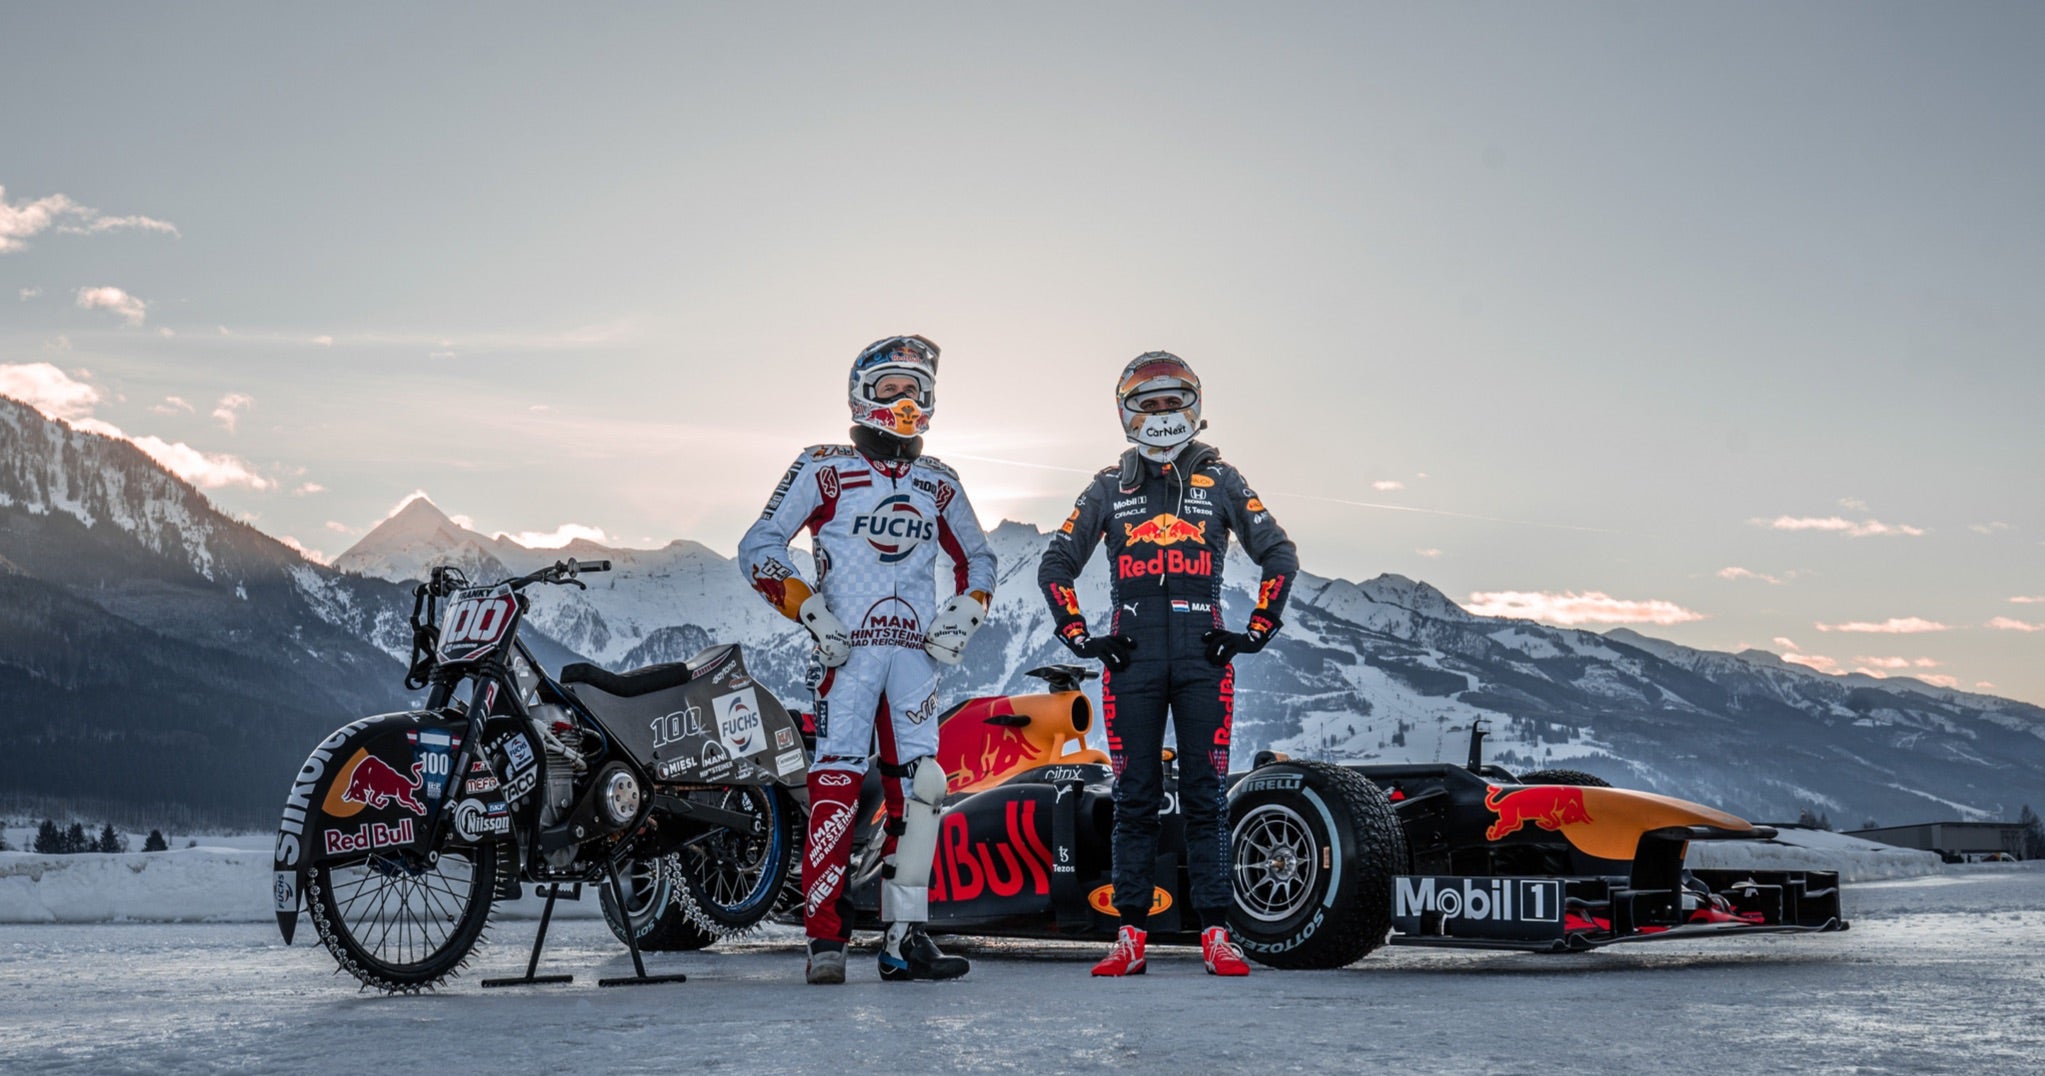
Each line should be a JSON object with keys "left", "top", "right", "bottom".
{"left": 598, "top": 859, "right": 687, "bottom": 987}
{"left": 481, "top": 883, "right": 578, "bottom": 988}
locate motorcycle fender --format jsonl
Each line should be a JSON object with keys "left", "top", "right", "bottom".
{"left": 272, "top": 709, "right": 468, "bottom": 942}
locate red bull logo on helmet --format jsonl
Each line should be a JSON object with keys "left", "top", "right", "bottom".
{"left": 1484, "top": 785, "right": 1595, "bottom": 841}
{"left": 1124, "top": 513, "right": 1205, "bottom": 547}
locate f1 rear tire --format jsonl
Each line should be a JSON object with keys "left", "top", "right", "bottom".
{"left": 1227, "top": 760, "right": 1406, "bottom": 970}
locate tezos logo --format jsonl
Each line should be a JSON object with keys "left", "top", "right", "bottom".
{"left": 851, "top": 494, "right": 934, "bottom": 562}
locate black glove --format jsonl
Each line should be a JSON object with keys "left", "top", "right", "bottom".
{"left": 1203, "top": 616, "right": 1277, "bottom": 667}
{"left": 1070, "top": 632, "right": 1137, "bottom": 673}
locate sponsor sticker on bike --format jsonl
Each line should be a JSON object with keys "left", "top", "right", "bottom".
{"left": 713, "top": 687, "right": 766, "bottom": 757}
{"left": 775, "top": 748, "right": 805, "bottom": 776}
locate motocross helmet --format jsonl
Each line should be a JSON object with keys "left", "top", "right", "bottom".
{"left": 849, "top": 334, "right": 939, "bottom": 438}
{"left": 1117, "top": 351, "right": 1203, "bottom": 459}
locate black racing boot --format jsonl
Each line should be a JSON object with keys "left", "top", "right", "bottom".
{"left": 878, "top": 923, "right": 969, "bottom": 982}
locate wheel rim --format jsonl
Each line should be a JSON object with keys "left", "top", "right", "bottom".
{"left": 621, "top": 856, "right": 669, "bottom": 923}
{"left": 322, "top": 848, "right": 484, "bottom": 971}
{"left": 679, "top": 786, "right": 779, "bottom": 914}
{"left": 1231, "top": 803, "right": 1320, "bottom": 923}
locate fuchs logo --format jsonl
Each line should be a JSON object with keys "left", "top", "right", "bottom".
{"left": 851, "top": 494, "right": 934, "bottom": 562}
{"left": 853, "top": 596, "right": 923, "bottom": 648}
{"left": 1394, "top": 877, "right": 1562, "bottom": 924}
{"left": 715, "top": 689, "right": 764, "bottom": 755}
{"left": 808, "top": 802, "right": 855, "bottom": 869}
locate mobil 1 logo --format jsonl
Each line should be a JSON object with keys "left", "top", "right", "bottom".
{"left": 1391, "top": 876, "right": 1565, "bottom": 942}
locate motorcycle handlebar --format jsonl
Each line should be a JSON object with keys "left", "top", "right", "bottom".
{"left": 572, "top": 559, "right": 612, "bottom": 574}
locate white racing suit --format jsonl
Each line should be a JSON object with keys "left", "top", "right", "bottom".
{"left": 738, "top": 444, "right": 996, "bottom": 942}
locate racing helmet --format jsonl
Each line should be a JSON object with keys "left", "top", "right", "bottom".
{"left": 849, "top": 334, "right": 939, "bottom": 438}
{"left": 1116, "top": 351, "right": 1203, "bottom": 453}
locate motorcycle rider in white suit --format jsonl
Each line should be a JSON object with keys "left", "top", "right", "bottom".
{"left": 738, "top": 334, "right": 996, "bottom": 983}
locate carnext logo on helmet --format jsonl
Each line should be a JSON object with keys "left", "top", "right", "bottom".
{"left": 852, "top": 494, "right": 935, "bottom": 562}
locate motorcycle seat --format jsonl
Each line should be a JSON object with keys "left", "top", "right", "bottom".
{"left": 559, "top": 661, "right": 692, "bottom": 698}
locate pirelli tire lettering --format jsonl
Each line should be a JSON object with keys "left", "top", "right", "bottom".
{"left": 1225, "top": 760, "right": 1408, "bottom": 969}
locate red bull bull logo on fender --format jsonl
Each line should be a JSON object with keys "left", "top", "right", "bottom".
{"left": 1483, "top": 785, "right": 1594, "bottom": 841}
{"left": 341, "top": 754, "right": 428, "bottom": 816}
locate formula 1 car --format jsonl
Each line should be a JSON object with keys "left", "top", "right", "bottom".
{"left": 606, "top": 667, "right": 1846, "bottom": 968}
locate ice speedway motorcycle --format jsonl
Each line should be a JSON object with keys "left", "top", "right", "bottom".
{"left": 273, "top": 560, "right": 806, "bottom": 992}
{"left": 610, "top": 675, "right": 1849, "bottom": 966}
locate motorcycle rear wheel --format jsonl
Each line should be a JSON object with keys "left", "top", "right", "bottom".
{"left": 310, "top": 842, "right": 496, "bottom": 992}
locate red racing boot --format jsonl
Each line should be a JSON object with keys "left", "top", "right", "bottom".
{"left": 1091, "top": 925, "right": 1147, "bottom": 977}
{"left": 1201, "top": 926, "right": 1250, "bottom": 976}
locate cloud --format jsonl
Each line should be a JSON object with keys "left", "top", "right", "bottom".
{"left": 0, "top": 362, "right": 103, "bottom": 420}
{"left": 1463, "top": 590, "right": 1706, "bottom": 626}
{"left": 0, "top": 185, "right": 179, "bottom": 253}
{"left": 1987, "top": 616, "right": 2044, "bottom": 633}
{"left": 2009, "top": 596, "right": 2045, "bottom": 605}
{"left": 150, "top": 395, "right": 195, "bottom": 416}
{"left": 46, "top": 335, "right": 72, "bottom": 352}
{"left": 1969, "top": 522, "right": 2012, "bottom": 535}
{"left": 1415, "top": 548, "right": 1443, "bottom": 559}
{"left": 1837, "top": 497, "right": 1869, "bottom": 511}
{"left": 18, "top": 287, "right": 40, "bottom": 300}
{"left": 1919, "top": 674, "right": 1960, "bottom": 689}
{"left": 1976, "top": 681, "right": 1996, "bottom": 690}
{"left": 127, "top": 435, "right": 275, "bottom": 490}
{"left": 1372, "top": 480, "right": 1405, "bottom": 492}
{"left": 210, "top": 392, "right": 255, "bottom": 433}
{"left": 1773, "top": 636, "right": 1800, "bottom": 651}
{"left": 158, "top": 327, "right": 175, "bottom": 338}
{"left": 325, "top": 520, "right": 358, "bottom": 535}
{"left": 1814, "top": 617, "right": 1950, "bottom": 634}
{"left": 498, "top": 523, "right": 612, "bottom": 550}
{"left": 293, "top": 482, "right": 326, "bottom": 496}
{"left": 275, "top": 535, "right": 330, "bottom": 565}
{"left": 312, "top": 335, "right": 333, "bottom": 347}
{"left": 1751, "top": 515, "right": 1925, "bottom": 538}
{"left": 1717, "top": 566, "right": 1785, "bottom": 585}
{"left": 1783, "top": 652, "right": 1843, "bottom": 675}
{"left": 429, "top": 350, "right": 456, "bottom": 360}
{"left": 0, "top": 364, "right": 271, "bottom": 490}
{"left": 75, "top": 285, "right": 148, "bottom": 326}
{"left": 1852, "top": 656, "right": 1941, "bottom": 670}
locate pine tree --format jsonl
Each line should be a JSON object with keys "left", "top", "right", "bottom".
{"left": 143, "top": 829, "right": 168, "bottom": 852}
{"left": 2019, "top": 805, "right": 2044, "bottom": 860}
{"left": 97, "top": 823, "right": 125, "bottom": 854}
{"left": 33, "top": 819, "right": 63, "bottom": 854}
{"left": 63, "top": 822, "right": 88, "bottom": 854}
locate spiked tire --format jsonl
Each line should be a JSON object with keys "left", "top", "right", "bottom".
{"left": 601, "top": 784, "right": 800, "bottom": 952}
{"left": 309, "top": 842, "right": 496, "bottom": 993}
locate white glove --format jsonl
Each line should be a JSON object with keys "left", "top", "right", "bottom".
{"left": 798, "top": 593, "right": 852, "bottom": 668}
{"left": 922, "top": 594, "right": 986, "bottom": 666}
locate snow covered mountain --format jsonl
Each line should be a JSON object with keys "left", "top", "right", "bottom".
{"left": 334, "top": 494, "right": 2045, "bottom": 827}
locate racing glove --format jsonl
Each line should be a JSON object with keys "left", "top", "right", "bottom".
{"left": 1202, "top": 614, "right": 1278, "bottom": 667}
{"left": 1066, "top": 631, "right": 1137, "bottom": 673}
{"left": 923, "top": 592, "right": 988, "bottom": 666}
{"left": 798, "top": 593, "right": 853, "bottom": 668}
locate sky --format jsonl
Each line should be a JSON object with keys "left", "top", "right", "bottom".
{"left": 2, "top": 3, "right": 2042, "bottom": 701}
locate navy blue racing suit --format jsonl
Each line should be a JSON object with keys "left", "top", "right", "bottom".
{"left": 1037, "top": 442, "right": 1297, "bottom": 929}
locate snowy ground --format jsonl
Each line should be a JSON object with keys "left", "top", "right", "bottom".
{"left": 2, "top": 865, "right": 2040, "bottom": 1074}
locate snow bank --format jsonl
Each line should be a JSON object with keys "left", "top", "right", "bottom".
{"left": 0, "top": 849, "right": 601, "bottom": 924}
{"left": 1686, "top": 826, "right": 1944, "bottom": 882}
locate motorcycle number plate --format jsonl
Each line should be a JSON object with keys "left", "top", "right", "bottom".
{"left": 437, "top": 584, "right": 518, "bottom": 664}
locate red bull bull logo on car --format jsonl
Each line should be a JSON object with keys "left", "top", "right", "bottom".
{"left": 1483, "top": 785, "right": 1594, "bottom": 841}
{"left": 1124, "top": 513, "right": 1205, "bottom": 547}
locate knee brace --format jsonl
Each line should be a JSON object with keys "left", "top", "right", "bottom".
{"left": 880, "top": 755, "right": 946, "bottom": 923}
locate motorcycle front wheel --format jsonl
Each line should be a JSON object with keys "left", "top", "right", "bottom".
{"left": 310, "top": 841, "right": 496, "bottom": 992}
